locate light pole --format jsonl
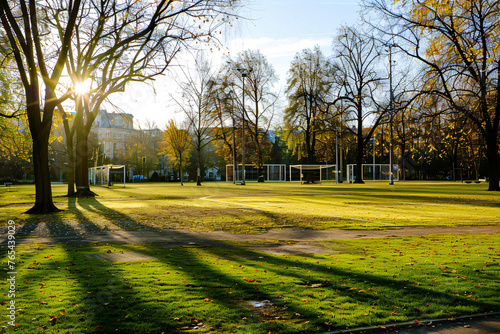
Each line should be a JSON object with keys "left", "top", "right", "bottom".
{"left": 335, "top": 126, "right": 339, "bottom": 184}
{"left": 237, "top": 67, "right": 252, "bottom": 185}
{"left": 387, "top": 43, "right": 397, "bottom": 185}
{"left": 339, "top": 109, "right": 343, "bottom": 183}
{"left": 371, "top": 137, "right": 376, "bottom": 180}
{"left": 224, "top": 86, "right": 237, "bottom": 184}
{"left": 336, "top": 85, "right": 346, "bottom": 184}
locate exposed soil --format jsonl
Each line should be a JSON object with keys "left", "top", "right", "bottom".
{"left": 2, "top": 225, "right": 499, "bottom": 256}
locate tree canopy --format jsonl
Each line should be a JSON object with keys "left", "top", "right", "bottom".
{"left": 365, "top": 0, "right": 500, "bottom": 189}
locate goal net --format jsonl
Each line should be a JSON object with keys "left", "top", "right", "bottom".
{"left": 89, "top": 165, "right": 126, "bottom": 187}
{"left": 346, "top": 164, "right": 398, "bottom": 182}
{"left": 289, "top": 165, "right": 337, "bottom": 183}
{"left": 226, "top": 164, "right": 287, "bottom": 182}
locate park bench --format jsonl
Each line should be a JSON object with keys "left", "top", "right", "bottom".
{"left": 4, "top": 182, "right": 12, "bottom": 187}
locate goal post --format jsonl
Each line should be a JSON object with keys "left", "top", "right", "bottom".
{"left": 225, "top": 164, "right": 287, "bottom": 182}
{"left": 346, "top": 164, "right": 399, "bottom": 182}
{"left": 89, "top": 164, "right": 126, "bottom": 187}
{"left": 289, "top": 165, "right": 337, "bottom": 184}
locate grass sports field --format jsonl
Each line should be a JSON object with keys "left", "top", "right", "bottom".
{"left": 0, "top": 181, "right": 499, "bottom": 333}
{"left": 0, "top": 181, "right": 499, "bottom": 233}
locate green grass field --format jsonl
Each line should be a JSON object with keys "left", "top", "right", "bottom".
{"left": 0, "top": 181, "right": 499, "bottom": 333}
{"left": 1, "top": 181, "right": 499, "bottom": 233}
{"left": 1, "top": 235, "right": 499, "bottom": 333}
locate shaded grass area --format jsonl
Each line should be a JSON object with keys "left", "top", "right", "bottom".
{"left": 0, "top": 182, "right": 499, "bottom": 234}
{"left": 0, "top": 233, "right": 498, "bottom": 333}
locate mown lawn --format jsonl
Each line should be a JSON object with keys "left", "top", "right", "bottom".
{"left": 0, "top": 181, "right": 499, "bottom": 234}
{"left": 1, "top": 181, "right": 499, "bottom": 333}
{"left": 0, "top": 234, "right": 499, "bottom": 333}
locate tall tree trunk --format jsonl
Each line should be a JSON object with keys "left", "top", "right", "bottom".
{"left": 61, "top": 115, "right": 75, "bottom": 197}
{"left": 355, "top": 123, "right": 364, "bottom": 184}
{"left": 486, "top": 133, "right": 499, "bottom": 191}
{"left": 400, "top": 141, "right": 406, "bottom": 181}
{"left": 26, "top": 125, "right": 59, "bottom": 213}
{"left": 196, "top": 146, "right": 201, "bottom": 186}
{"left": 180, "top": 165, "right": 184, "bottom": 186}
{"left": 179, "top": 151, "right": 184, "bottom": 186}
{"left": 401, "top": 113, "right": 406, "bottom": 181}
{"left": 256, "top": 131, "right": 264, "bottom": 182}
{"left": 75, "top": 126, "right": 96, "bottom": 196}
{"left": 305, "top": 117, "right": 313, "bottom": 164}
{"left": 25, "top": 90, "right": 60, "bottom": 213}
{"left": 66, "top": 136, "right": 76, "bottom": 196}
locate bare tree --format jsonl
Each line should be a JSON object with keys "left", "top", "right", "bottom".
{"left": 0, "top": 34, "right": 24, "bottom": 120}
{"left": 0, "top": 0, "right": 82, "bottom": 213}
{"left": 332, "top": 26, "right": 385, "bottom": 183}
{"left": 227, "top": 49, "right": 278, "bottom": 179}
{"left": 365, "top": 0, "right": 500, "bottom": 190}
{"left": 284, "top": 46, "right": 334, "bottom": 164}
{"left": 172, "top": 52, "right": 217, "bottom": 186}
{"left": 55, "top": 0, "right": 239, "bottom": 196}
{"left": 50, "top": 0, "right": 240, "bottom": 196}
{"left": 207, "top": 72, "right": 240, "bottom": 181}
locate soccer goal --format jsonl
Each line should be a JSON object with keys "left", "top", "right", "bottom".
{"left": 289, "top": 165, "right": 337, "bottom": 184}
{"left": 89, "top": 164, "right": 126, "bottom": 187}
{"left": 346, "top": 164, "right": 398, "bottom": 182}
{"left": 226, "top": 164, "right": 287, "bottom": 182}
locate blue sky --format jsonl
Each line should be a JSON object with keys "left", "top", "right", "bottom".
{"left": 240, "top": 0, "right": 360, "bottom": 40}
{"left": 230, "top": 0, "right": 361, "bottom": 87}
{"left": 108, "top": 0, "right": 362, "bottom": 128}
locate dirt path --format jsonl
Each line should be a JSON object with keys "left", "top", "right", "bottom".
{"left": 2, "top": 225, "right": 499, "bottom": 253}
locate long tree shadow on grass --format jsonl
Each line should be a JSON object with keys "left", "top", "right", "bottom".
{"left": 8, "top": 235, "right": 499, "bottom": 333}
{"left": 6, "top": 197, "right": 498, "bottom": 333}
{"left": 360, "top": 193, "right": 500, "bottom": 208}
{"left": 49, "top": 198, "right": 303, "bottom": 329}
{"left": 109, "top": 239, "right": 499, "bottom": 333}
{"left": 16, "top": 194, "right": 332, "bottom": 332}
{"left": 74, "top": 196, "right": 168, "bottom": 232}
{"left": 305, "top": 183, "right": 499, "bottom": 208}
{"left": 106, "top": 243, "right": 332, "bottom": 333}
{"left": 17, "top": 241, "right": 321, "bottom": 333}
{"left": 0, "top": 197, "right": 129, "bottom": 246}
{"left": 0, "top": 206, "right": 154, "bottom": 332}
{"left": 205, "top": 246, "right": 499, "bottom": 320}
{"left": 70, "top": 196, "right": 330, "bottom": 236}
{"left": 203, "top": 204, "right": 350, "bottom": 234}
{"left": 12, "top": 242, "right": 183, "bottom": 333}
{"left": 13, "top": 221, "right": 40, "bottom": 237}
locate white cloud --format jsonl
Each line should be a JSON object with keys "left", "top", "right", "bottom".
{"left": 228, "top": 36, "right": 332, "bottom": 59}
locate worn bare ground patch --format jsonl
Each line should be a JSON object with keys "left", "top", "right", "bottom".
{"left": 84, "top": 251, "right": 157, "bottom": 263}
{"left": 249, "top": 242, "right": 337, "bottom": 255}
{"left": 241, "top": 299, "right": 292, "bottom": 325}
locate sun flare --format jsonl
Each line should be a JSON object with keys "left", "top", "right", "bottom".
{"left": 74, "top": 80, "right": 92, "bottom": 95}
